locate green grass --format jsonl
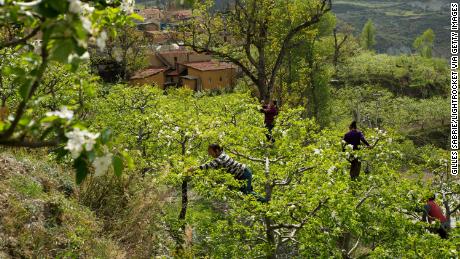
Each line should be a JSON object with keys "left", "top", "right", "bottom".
{"left": 334, "top": 1, "right": 402, "bottom": 8}
{"left": 9, "top": 175, "right": 43, "bottom": 198}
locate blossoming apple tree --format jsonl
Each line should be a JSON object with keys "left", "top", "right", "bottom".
{"left": 89, "top": 86, "right": 458, "bottom": 257}
{"left": 0, "top": 0, "right": 142, "bottom": 181}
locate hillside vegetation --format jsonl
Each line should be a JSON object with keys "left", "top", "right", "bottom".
{"left": 0, "top": 0, "right": 458, "bottom": 258}
{"left": 333, "top": 0, "right": 450, "bottom": 57}
{"left": 0, "top": 150, "right": 125, "bottom": 258}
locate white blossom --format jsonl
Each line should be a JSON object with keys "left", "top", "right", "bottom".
{"left": 68, "top": 0, "right": 82, "bottom": 14}
{"left": 93, "top": 153, "right": 113, "bottom": 176}
{"left": 327, "top": 166, "right": 336, "bottom": 174}
{"left": 67, "top": 51, "right": 90, "bottom": 63}
{"left": 331, "top": 211, "right": 337, "bottom": 219}
{"left": 80, "top": 16, "right": 92, "bottom": 33}
{"left": 121, "top": 0, "right": 134, "bottom": 13}
{"left": 96, "top": 31, "right": 108, "bottom": 50}
{"left": 314, "top": 148, "right": 322, "bottom": 155}
{"left": 65, "top": 128, "right": 100, "bottom": 158}
{"left": 80, "top": 51, "right": 90, "bottom": 59}
{"left": 345, "top": 144, "right": 354, "bottom": 151}
{"left": 46, "top": 106, "right": 74, "bottom": 120}
{"left": 81, "top": 3, "right": 95, "bottom": 13}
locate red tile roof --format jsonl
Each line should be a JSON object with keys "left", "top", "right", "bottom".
{"left": 184, "top": 61, "right": 235, "bottom": 71}
{"left": 138, "top": 8, "right": 163, "bottom": 20}
{"left": 131, "top": 68, "right": 166, "bottom": 79}
{"left": 166, "top": 10, "right": 193, "bottom": 20}
{"left": 166, "top": 70, "right": 180, "bottom": 76}
{"left": 159, "top": 49, "right": 192, "bottom": 55}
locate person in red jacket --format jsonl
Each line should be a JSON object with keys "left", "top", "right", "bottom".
{"left": 260, "top": 100, "right": 279, "bottom": 141}
{"left": 422, "top": 195, "right": 449, "bottom": 239}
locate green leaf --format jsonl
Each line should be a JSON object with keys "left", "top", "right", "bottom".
{"left": 37, "top": 0, "right": 63, "bottom": 18}
{"left": 74, "top": 156, "right": 89, "bottom": 184}
{"left": 18, "top": 117, "right": 31, "bottom": 127}
{"left": 40, "top": 115, "right": 58, "bottom": 123}
{"left": 86, "top": 150, "right": 96, "bottom": 162}
{"left": 112, "top": 155, "right": 123, "bottom": 177}
{"left": 130, "top": 13, "right": 144, "bottom": 22}
{"left": 19, "top": 81, "right": 32, "bottom": 99}
{"left": 122, "top": 151, "right": 134, "bottom": 169}
{"left": 50, "top": 39, "right": 75, "bottom": 63}
{"left": 101, "top": 128, "right": 112, "bottom": 144}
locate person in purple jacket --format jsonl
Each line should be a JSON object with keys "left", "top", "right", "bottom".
{"left": 342, "top": 121, "right": 371, "bottom": 180}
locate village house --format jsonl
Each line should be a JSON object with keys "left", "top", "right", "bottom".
{"left": 181, "top": 61, "right": 236, "bottom": 91}
{"left": 130, "top": 68, "right": 167, "bottom": 88}
{"left": 130, "top": 46, "right": 236, "bottom": 91}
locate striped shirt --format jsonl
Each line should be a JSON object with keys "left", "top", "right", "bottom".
{"left": 199, "top": 152, "right": 246, "bottom": 178}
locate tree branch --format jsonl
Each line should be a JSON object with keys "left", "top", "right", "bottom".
{"left": 272, "top": 166, "right": 315, "bottom": 186}
{"left": 0, "top": 43, "right": 49, "bottom": 140}
{"left": 279, "top": 198, "right": 330, "bottom": 243}
{"left": 267, "top": 0, "right": 332, "bottom": 93}
{"left": 228, "top": 149, "right": 265, "bottom": 163}
{"left": 449, "top": 203, "right": 460, "bottom": 215}
{"left": 0, "top": 25, "right": 41, "bottom": 49}
{"left": 0, "top": 139, "right": 58, "bottom": 148}
{"left": 356, "top": 185, "right": 375, "bottom": 209}
{"left": 347, "top": 237, "right": 360, "bottom": 257}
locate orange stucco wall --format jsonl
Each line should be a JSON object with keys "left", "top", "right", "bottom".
{"left": 187, "top": 68, "right": 235, "bottom": 90}
{"left": 130, "top": 72, "right": 165, "bottom": 89}
{"left": 183, "top": 78, "right": 197, "bottom": 90}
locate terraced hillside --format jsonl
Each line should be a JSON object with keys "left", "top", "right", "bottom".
{"left": 332, "top": 0, "right": 451, "bottom": 58}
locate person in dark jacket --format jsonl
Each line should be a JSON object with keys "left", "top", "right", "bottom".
{"left": 342, "top": 121, "right": 371, "bottom": 180}
{"left": 260, "top": 100, "right": 279, "bottom": 141}
{"left": 188, "top": 144, "right": 266, "bottom": 202}
{"left": 422, "top": 195, "right": 449, "bottom": 239}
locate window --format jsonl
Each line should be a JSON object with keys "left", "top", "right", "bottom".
{"left": 219, "top": 76, "right": 223, "bottom": 82}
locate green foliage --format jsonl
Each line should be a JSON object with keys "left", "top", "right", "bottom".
{"left": 0, "top": 0, "right": 458, "bottom": 257}
{"left": 360, "top": 19, "right": 376, "bottom": 50}
{"left": 85, "top": 87, "right": 457, "bottom": 257}
{"left": 338, "top": 52, "right": 449, "bottom": 98}
{"left": 0, "top": 0, "right": 142, "bottom": 182}
{"left": 179, "top": 0, "right": 333, "bottom": 101}
{"left": 0, "top": 150, "right": 124, "bottom": 258}
{"left": 413, "top": 28, "right": 435, "bottom": 58}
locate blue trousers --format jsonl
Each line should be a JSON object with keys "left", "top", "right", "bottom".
{"left": 237, "top": 168, "right": 266, "bottom": 203}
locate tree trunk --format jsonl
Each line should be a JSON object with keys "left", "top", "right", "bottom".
{"left": 176, "top": 140, "right": 189, "bottom": 251}
{"left": 263, "top": 157, "right": 276, "bottom": 258}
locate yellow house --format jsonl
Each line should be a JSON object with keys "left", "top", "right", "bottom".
{"left": 129, "top": 68, "right": 167, "bottom": 88}
{"left": 181, "top": 61, "right": 236, "bottom": 91}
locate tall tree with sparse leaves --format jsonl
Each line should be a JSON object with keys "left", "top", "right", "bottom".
{"left": 413, "top": 28, "right": 435, "bottom": 58}
{"left": 360, "top": 19, "right": 376, "bottom": 51}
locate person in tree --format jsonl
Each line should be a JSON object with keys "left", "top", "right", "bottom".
{"left": 260, "top": 100, "right": 279, "bottom": 141}
{"left": 342, "top": 121, "right": 371, "bottom": 180}
{"left": 422, "top": 194, "right": 449, "bottom": 239}
{"left": 188, "top": 144, "right": 266, "bottom": 203}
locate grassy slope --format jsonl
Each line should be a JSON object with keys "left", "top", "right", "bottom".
{"left": 0, "top": 149, "right": 125, "bottom": 258}
{"left": 332, "top": 0, "right": 450, "bottom": 58}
